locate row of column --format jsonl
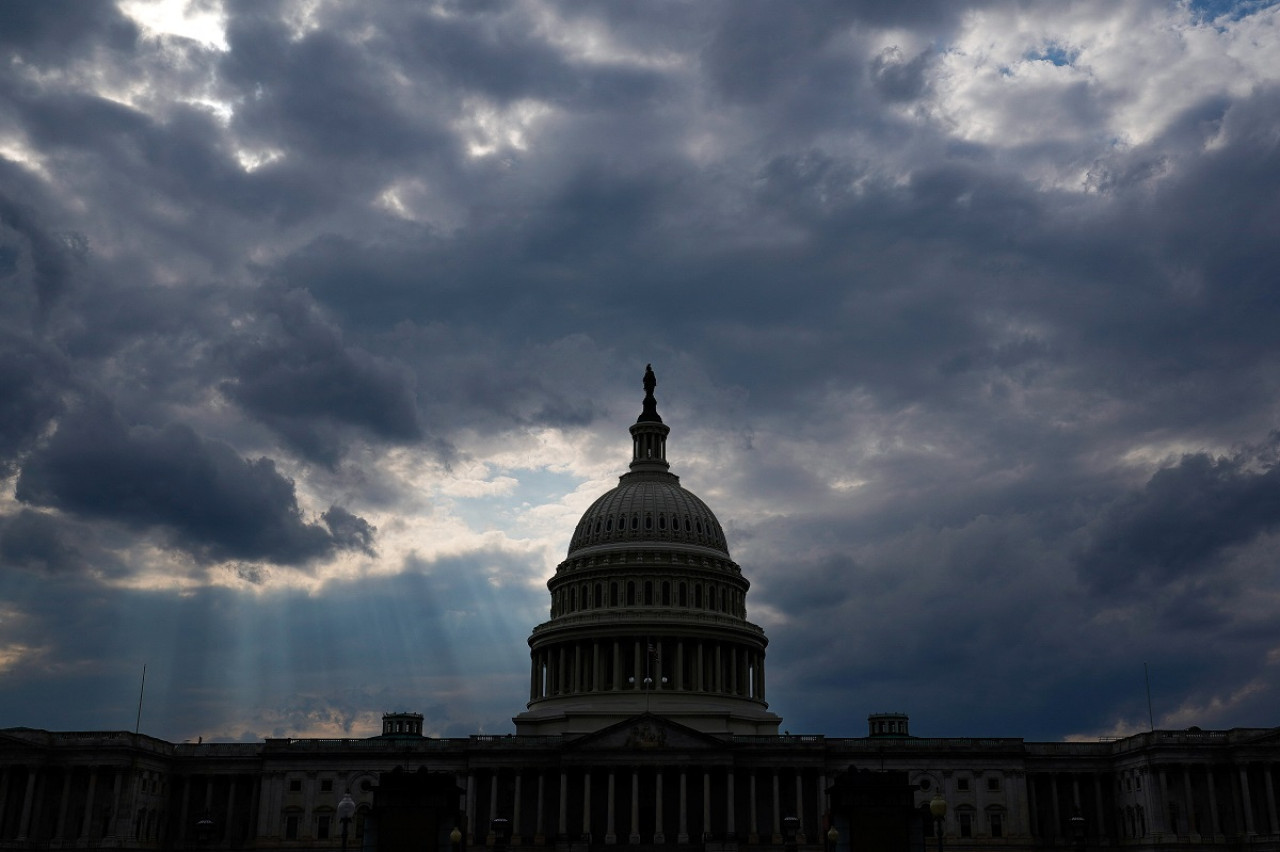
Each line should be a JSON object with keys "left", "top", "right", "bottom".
{"left": 1031, "top": 762, "right": 1280, "bottom": 841}
{"left": 0, "top": 764, "right": 130, "bottom": 843}
{"left": 1145, "top": 762, "right": 1280, "bottom": 838}
{"left": 463, "top": 766, "right": 825, "bottom": 847}
{"left": 531, "top": 638, "right": 763, "bottom": 702}
{"left": 1028, "top": 771, "right": 1112, "bottom": 840}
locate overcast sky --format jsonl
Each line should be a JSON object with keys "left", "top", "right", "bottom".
{"left": 1, "top": 0, "right": 1279, "bottom": 744}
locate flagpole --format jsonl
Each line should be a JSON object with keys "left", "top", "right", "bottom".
{"left": 135, "top": 664, "right": 147, "bottom": 735}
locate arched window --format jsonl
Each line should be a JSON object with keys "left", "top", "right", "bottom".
{"left": 662, "top": 581, "right": 671, "bottom": 606}
{"left": 611, "top": 583, "right": 619, "bottom": 607}
{"left": 644, "top": 581, "right": 653, "bottom": 605}
{"left": 627, "top": 582, "right": 636, "bottom": 605}
{"left": 679, "top": 583, "right": 687, "bottom": 607}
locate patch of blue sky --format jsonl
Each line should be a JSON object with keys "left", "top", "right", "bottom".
{"left": 1024, "top": 41, "right": 1079, "bottom": 67}
{"left": 450, "top": 467, "right": 584, "bottom": 532}
{"left": 1188, "top": 0, "right": 1279, "bottom": 24}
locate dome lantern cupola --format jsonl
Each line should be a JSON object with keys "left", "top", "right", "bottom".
{"left": 629, "top": 364, "right": 670, "bottom": 473}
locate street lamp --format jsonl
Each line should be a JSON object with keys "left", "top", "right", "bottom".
{"left": 195, "top": 813, "right": 214, "bottom": 845}
{"left": 929, "top": 793, "right": 947, "bottom": 852}
{"left": 492, "top": 818, "right": 511, "bottom": 852}
{"left": 1069, "top": 809, "right": 1085, "bottom": 850}
{"left": 337, "top": 793, "right": 356, "bottom": 852}
{"left": 450, "top": 825, "right": 463, "bottom": 852}
{"left": 826, "top": 825, "right": 838, "bottom": 852}
{"left": 783, "top": 816, "right": 800, "bottom": 852}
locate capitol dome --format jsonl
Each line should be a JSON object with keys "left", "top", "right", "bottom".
{"left": 513, "top": 366, "right": 781, "bottom": 737}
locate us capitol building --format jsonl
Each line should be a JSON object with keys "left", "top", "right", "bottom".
{"left": 3, "top": 368, "right": 1279, "bottom": 851}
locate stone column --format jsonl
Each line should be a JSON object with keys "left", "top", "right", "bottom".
{"left": 726, "top": 771, "right": 736, "bottom": 839}
{"left": 536, "top": 773, "right": 546, "bottom": 843}
{"left": 1183, "top": 769, "right": 1195, "bottom": 835}
{"left": 559, "top": 772, "right": 569, "bottom": 839}
{"left": 82, "top": 769, "right": 99, "bottom": 841}
{"left": 817, "top": 774, "right": 826, "bottom": 827}
{"left": 631, "top": 770, "right": 641, "bottom": 844}
{"left": 703, "top": 771, "right": 711, "bottom": 840}
{"left": 107, "top": 769, "right": 123, "bottom": 839}
{"left": 772, "top": 770, "right": 781, "bottom": 842}
{"left": 15, "top": 768, "right": 37, "bottom": 841}
{"left": 795, "top": 772, "right": 805, "bottom": 842}
{"left": 1027, "top": 773, "right": 1039, "bottom": 837}
{"left": 654, "top": 771, "right": 665, "bottom": 844}
{"left": 491, "top": 773, "right": 500, "bottom": 827}
{"left": 1239, "top": 766, "right": 1256, "bottom": 834}
{"left": 749, "top": 772, "right": 759, "bottom": 843}
{"left": 593, "top": 643, "right": 602, "bottom": 694}
{"left": 466, "top": 773, "right": 477, "bottom": 844}
{"left": 606, "top": 771, "right": 617, "bottom": 844}
{"left": 1207, "top": 769, "right": 1221, "bottom": 836}
{"left": 226, "top": 777, "right": 238, "bottom": 845}
{"left": 1093, "top": 773, "right": 1107, "bottom": 839}
{"left": 678, "top": 771, "right": 688, "bottom": 843}
{"left": 55, "top": 770, "right": 72, "bottom": 841}
{"left": 582, "top": 770, "right": 592, "bottom": 840}
{"left": 1158, "top": 769, "right": 1172, "bottom": 836}
{"left": 514, "top": 772, "right": 524, "bottom": 844}
{"left": 676, "top": 643, "right": 685, "bottom": 691}
{"left": 1049, "top": 774, "right": 1062, "bottom": 838}
{"left": 1264, "top": 765, "right": 1278, "bottom": 836}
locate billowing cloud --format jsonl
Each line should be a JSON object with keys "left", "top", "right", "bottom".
{"left": 0, "top": 0, "right": 1278, "bottom": 743}
{"left": 15, "top": 399, "right": 372, "bottom": 566}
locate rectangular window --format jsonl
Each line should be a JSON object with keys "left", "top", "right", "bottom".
{"left": 987, "top": 777, "right": 1001, "bottom": 792}
{"left": 288, "top": 778, "right": 302, "bottom": 792}
{"left": 957, "top": 778, "right": 970, "bottom": 792}
{"left": 990, "top": 813, "right": 1003, "bottom": 838}
{"left": 285, "top": 816, "right": 299, "bottom": 840}
{"left": 320, "top": 779, "right": 333, "bottom": 792}
{"left": 318, "top": 815, "right": 330, "bottom": 840}
{"left": 959, "top": 812, "right": 973, "bottom": 838}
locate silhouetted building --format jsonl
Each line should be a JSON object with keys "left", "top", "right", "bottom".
{"left": 3, "top": 368, "right": 1279, "bottom": 851}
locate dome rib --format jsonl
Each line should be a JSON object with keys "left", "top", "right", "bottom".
{"left": 568, "top": 471, "right": 728, "bottom": 555}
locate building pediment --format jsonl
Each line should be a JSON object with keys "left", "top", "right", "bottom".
{"left": 565, "top": 713, "right": 729, "bottom": 753}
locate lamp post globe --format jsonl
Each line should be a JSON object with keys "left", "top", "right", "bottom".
{"left": 929, "top": 793, "right": 947, "bottom": 852}
{"left": 336, "top": 792, "right": 356, "bottom": 852}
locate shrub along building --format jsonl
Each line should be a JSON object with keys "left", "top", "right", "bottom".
{"left": 3, "top": 368, "right": 1279, "bottom": 851}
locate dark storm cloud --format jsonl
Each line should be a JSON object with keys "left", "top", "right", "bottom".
{"left": 220, "top": 287, "right": 422, "bottom": 463}
{"left": 0, "top": 509, "right": 87, "bottom": 575}
{"left": 0, "top": 190, "right": 85, "bottom": 320}
{"left": 15, "top": 398, "right": 373, "bottom": 565}
{"left": 1, "top": 0, "right": 1278, "bottom": 743}
{"left": 322, "top": 506, "right": 376, "bottom": 556}
{"left": 1077, "top": 441, "right": 1280, "bottom": 593}
{"left": 0, "top": 1, "right": 137, "bottom": 57}
{"left": 0, "top": 334, "right": 69, "bottom": 475}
